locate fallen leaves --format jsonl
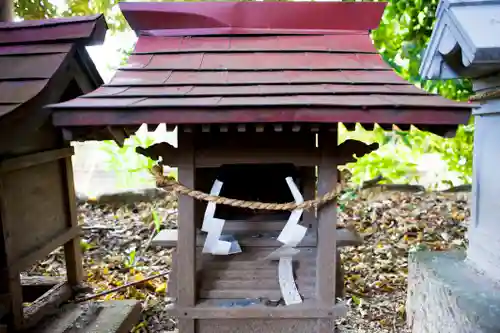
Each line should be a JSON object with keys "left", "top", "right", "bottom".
{"left": 24, "top": 188, "right": 470, "bottom": 333}
{"left": 337, "top": 190, "right": 470, "bottom": 332}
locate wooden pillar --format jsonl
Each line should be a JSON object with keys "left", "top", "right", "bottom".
{"left": 177, "top": 130, "right": 196, "bottom": 333}
{"left": 62, "top": 154, "right": 84, "bottom": 288}
{"left": 0, "top": 0, "right": 12, "bottom": 22}
{"left": 316, "top": 131, "right": 338, "bottom": 331}
{"left": 0, "top": 180, "right": 24, "bottom": 330}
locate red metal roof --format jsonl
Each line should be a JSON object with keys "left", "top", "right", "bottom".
{"left": 0, "top": 15, "right": 107, "bottom": 119}
{"left": 50, "top": 2, "right": 471, "bottom": 127}
{"left": 120, "top": 1, "right": 386, "bottom": 36}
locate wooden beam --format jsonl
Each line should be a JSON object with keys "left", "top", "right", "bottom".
{"left": 25, "top": 300, "right": 141, "bottom": 333}
{"left": 137, "top": 142, "right": 321, "bottom": 167}
{"left": 167, "top": 300, "right": 347, "bottom": 319}
{"left": 12, "top": 226, "right": 81, "bottom": 272}
{"left": 137, "top": 140, "right": 378, "bottom": 168}
{"left": 105, "top": 127, "right": 126, "bottom": 148}
{"left": 316, "top": 131, "right": 339, "bottom": 333}
{"left": 61, "top": 155, "right": 84, "bottom": 288}
{"left": 152, "top": 227, "right": 362, "bottom": 248}
{"left": 0, "top": 148, "right": 74, "bottom": 174}
{"left": 337, "top": 139, "right": 379, "bottom": 164}
{"left": 21, "top": 276, "right": 64, "bottom": 302}
{"left": 0, "top": 0, "right": 12, "bottom": 22}
{"left": 23, "top": 282, "right": 72, "bottom": 330}
{"left": 0, "top": 178, "right": 24, "bottom": 329}
{"left": 316, "top": 132, "right": 338, "bottom": 302}
{"left": 176, "top": 131, "right": 196, "bottom": 333}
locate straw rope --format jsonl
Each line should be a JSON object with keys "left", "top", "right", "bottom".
{"left": 469, "top": 88, "right": 500, "bottom": 102}
{"left": 151, "top": 165, "right": 382, "bottom": 212}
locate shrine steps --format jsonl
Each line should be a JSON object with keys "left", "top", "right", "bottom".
{"left": 169, "top": 248, "right": 317, "bottom": 300}
{"left": 152, "top": 226, "right": 361, "bottom": 299}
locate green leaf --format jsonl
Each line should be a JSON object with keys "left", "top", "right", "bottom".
{"left": 152, "top": 210, "right": 162, "bottom": 233}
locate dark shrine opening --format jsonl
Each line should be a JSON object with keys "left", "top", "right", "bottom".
{"left": 202, "top": 163, "right": 300, "bottom": 222}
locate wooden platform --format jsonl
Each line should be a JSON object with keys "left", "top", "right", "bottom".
{"left": 24, "top": 300, "right": 141, "bottom": 333}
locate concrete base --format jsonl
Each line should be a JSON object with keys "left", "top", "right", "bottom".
{"left": 407, "top": 250, "right": 500, "bottom": 333}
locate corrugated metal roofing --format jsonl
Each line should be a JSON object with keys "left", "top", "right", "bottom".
{"left": 0, "top": 15, "right": 106, "bottom": 119}
{"left": 50, "top": 2, "right": 471, "bottom": 127}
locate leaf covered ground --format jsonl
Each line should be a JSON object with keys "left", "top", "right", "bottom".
{"left": 26, "top": 189, "right": 470, "bottom": 333}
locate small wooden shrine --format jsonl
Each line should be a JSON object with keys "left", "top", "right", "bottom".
{"left": 48, "top": 2, "right": 472, "bottom": 332}
{"left": 0, "top": 16, "right": 140, "bottom": 332}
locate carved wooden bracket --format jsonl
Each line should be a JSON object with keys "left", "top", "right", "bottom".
{"left": 106, "top": 126, "right": 127, "bottom": 148}
{"left": 336, "top": 140, "right": 379, "bottom": 165}
{"left": 136, "top": 139, "right": 379, "bottom": 167}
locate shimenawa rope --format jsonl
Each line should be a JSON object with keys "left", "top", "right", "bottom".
{"left": 151, "top": 164, "right": 383, "bottom": 212}
{"left": 470, "top": 89, "right": 500, "bottom": 102}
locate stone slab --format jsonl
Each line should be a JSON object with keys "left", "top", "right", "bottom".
{"left": 407, "top": 250, "right": 500, "bottom": 333}
{"left": 28, "top": 300, "right": 142, "bottom": 333}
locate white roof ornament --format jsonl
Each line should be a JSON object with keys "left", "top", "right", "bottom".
{"left": 419, "top": 0, "right": 500, "bottom": 80}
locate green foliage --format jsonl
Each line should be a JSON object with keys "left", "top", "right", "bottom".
{"left": 14, "top": 0, "right": 129, "bottom": 32}
{"left": 152, "top": 210, "right": 162, "bottom": 233}
{"left": 125, "top": 247, "right": 137, "bottom": 268}
{"left": 14, "top": 0, "right": 56, "bottom": 20}
{"left": 80, "top": 239, "right": 95, "bottom": 252}
{"left": 367, "top": 0, "right": 473, "bottom": 101}
{"left": 438, "top": 122, "right": 474, "bottom": 185}
{"left": 100, "top": 131, "right": 178, "bottom": 189}
{"left": 100, "top": 133, "right": 157, "bottom": 189}
{"left": 61, "top": 0, "right": 129, "bottom": 34}
{"left": 337, "top": 0, "right": 474, "bottom": 186}
{"left": 339, "top": 123, "right": 473, "bottom": 187}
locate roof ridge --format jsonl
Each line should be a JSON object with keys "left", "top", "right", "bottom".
{"left": 0, "top": 14, "right": 107, "bottom": 47}
{"left": 0, "top": 14, "right": 102, "bottom": 30}
{"left": 120, "top": 2, "right": 387, "bottom": 36}
{"left": 140, "top": 28, "right": 372, "bottom": 38}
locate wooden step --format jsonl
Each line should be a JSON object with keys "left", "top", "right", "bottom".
{"left": 26, "top": 300, "right": 141, "bottom": 333}
{"left": 152, "top": 227, "right": 362, "bottom": 248}
{"left": 167, "top": 299, "right": 348, "bottom": 319}
{"left": 168, "top": 248, "right": 317, "bottom": 300}
{"left": 21, "top": 275, "right": 64, "bottom": 302}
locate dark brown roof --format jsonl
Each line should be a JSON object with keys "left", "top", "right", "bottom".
{"left": 50, "top": 2, "right": 471, "bottom": 128}
{"left": 0, "top": 15, "right": 107, "bottom": 119}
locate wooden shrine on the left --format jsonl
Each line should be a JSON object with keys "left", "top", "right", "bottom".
{"left": 0, "top": 15, "right": 141, "bottom": 333}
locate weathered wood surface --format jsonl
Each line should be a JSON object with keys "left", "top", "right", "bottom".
{"left": 62, "top": 153, "right": 84, "bottom": 287}
{"left": 0, "top": 15, "right": 106, "bottom": 333}
{"left": 168, "top": 299, "right": 347, "bottom": 319}
{"left": 159, "top": 243, "right": 351, "bottom": 303}
{"left": 316, "top": 131, "right": 339, "bottom": 333}
{"left": 316, "top": 132, "right": 338, "bottom": 303}
{"left": 21, "top": 275, "right": 64, "bottom": 302}
{"left": 196, "top": 318, "right": 337, "bottom": 333}
{"left": 137, "top": 138, "right": 378, "bottom": 167}
{"left": 23, "top": 282, "right": 72, "bottom": 330}
{"left": 0, "top": 147, "right": 73, "bottom": 173}
{"left": 26, "top": 300, "right": 142, "bottom": 333}
{"left": 152, "top": 227, "right": 362, "bottom": 248}
{"left": 176, "top": 131, "right": 196, "bottom": 333}
{"left": 0, "top": 176, "right": 24, "bottom": 329}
